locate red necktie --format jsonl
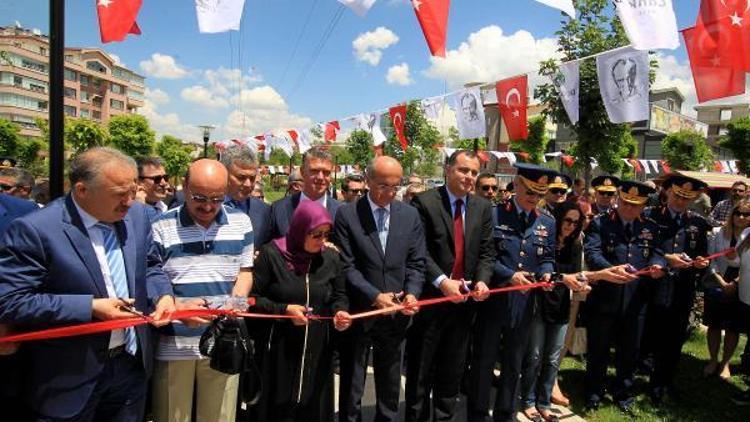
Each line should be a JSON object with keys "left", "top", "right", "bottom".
{"left": 451, "top": 199, "right": 465, "bottom": 280}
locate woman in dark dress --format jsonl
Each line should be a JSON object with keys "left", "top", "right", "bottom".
{"left": 250, "top": 201, "right": 351, "bottom": 422}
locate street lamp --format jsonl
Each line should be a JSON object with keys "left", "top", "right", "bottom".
{"left": 198, "top": 125, "right": 216, "bottom": 158}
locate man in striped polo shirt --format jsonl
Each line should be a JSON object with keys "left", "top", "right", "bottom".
{"left": 151, "top": 159, "right": 254, "bottom": 422}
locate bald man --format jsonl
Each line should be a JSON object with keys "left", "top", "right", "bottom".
{"left": 151, "top": 159, "right": 255, "bottom": 422}
{"left": 334, "top": 156, "right": 427, "bottom": 422}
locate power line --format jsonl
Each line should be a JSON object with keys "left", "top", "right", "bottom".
{"left": 289, "top": 4, "right": 345, "bottom": 96}
{"left": 278, "top": 0, "right": 319, "bottom": 88}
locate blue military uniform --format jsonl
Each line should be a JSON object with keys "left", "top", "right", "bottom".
{"left": 583, "top": 181, "right": 666, "bottom": 412}
{"left": 644, "top": 175, "right": 711, "bottom": 400}
{"left": 466, "top": 164, "right": 557, "bottom": 422}
{"left": 591, "top": 175, "right": 620, "bottom": 216}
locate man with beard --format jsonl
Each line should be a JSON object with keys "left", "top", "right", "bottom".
{"left": 710, "top": 181, "right": 748, "bottom": 225}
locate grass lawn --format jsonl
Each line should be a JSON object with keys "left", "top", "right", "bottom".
{"left": 264, "top": 189, "right": 285, "bottom": 204}
{"left": 558, "top": 329, "right": 750, "bottom": 421}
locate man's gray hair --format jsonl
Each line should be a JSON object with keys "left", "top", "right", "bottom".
{"left": 69, "top": 147, "right": 136, "bottom": 185}
{"left": 302, "top": 146, "right": 333, "bottom": 172}
{"left": 136, "top": 156, "right": 163, "bottom": 177}
{"left": 219, "top": 147, "right": 257, "bottom": 169}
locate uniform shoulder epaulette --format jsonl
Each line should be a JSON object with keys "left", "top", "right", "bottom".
{"left": 537, "top": 206, "right": 553, "bottom": 218}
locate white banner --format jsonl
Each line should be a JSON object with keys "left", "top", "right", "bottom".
{"left": 615, "top": 0, "right": 679, "bottom": 50}
{"left": 552, "top": 61, "right": 580, "bottom": 124}
{"left": 295, "top": 129, "right": 312, "bottom": 154}
{"left": 195, "top": 0, "right": 246, "bottom": 33}
{"left": 356, "top": 113, "right": 388, "bottom": 146}
{"left": 597, "top": 48, "right": 650, "bottom": 123}
{"left": 338, "top": 0, "right": 376, "bottom": 17}
{"left": 622, "top": 158, "right": 634, "bottom": 168}
{"left": 638, "top": 159, "right": 651, "bottom": 175}
{"left": 534, "top": 0, "right": 575, "bottom": 18}
{"left": 421, "top": 96, "right": 445, "bottom": 120}
{"left": 450, "top": 87, "right": 486, "bottom": 140}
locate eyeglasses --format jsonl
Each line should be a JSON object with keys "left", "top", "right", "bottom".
{"left": 309, "top": 230, "right": 330, "bottom": 240}
{"left": 0, "top": 183, "right": 12, "bottom": 192}
{"left": 525, "top": 190, "right": 543, "bottom": 197}
{"left": 480, "top": 185, "right": 498, "bottom": 192}
{"left": 563, "top": 217, "right": 580, "bottom": 226}
{"left": 190, "top": 194, "right": 225, "bottom": 205}
{"left": 375, "top": 184, "right": 400, "bottom": 193}
{"left": 734, "top": 211, "right": 750, "bottom": 218}
{"left": 140, "top": 175, "right": 168, "bottom": 184}
{"left": 347, "top": 189, "right": 366, "bottom": 195}
{"left": 597, "top": 191, "right": 615, "bottom": 197}
{"left": 550, "top": 188, "right": 567, "bottom": 195}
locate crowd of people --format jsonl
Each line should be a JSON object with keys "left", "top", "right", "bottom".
{"left": 0, "top": 146, "right": 749, "bottom": 422}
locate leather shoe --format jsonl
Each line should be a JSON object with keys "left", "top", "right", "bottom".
{"left": 584, "top": 398, "right": 600, "bottom": 412}
{"left": 617, "top": 397, "right": 635, "bottom": 415}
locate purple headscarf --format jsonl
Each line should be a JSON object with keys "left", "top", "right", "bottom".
{"left": 273, "top": 200, "right": 333, "bottom": 275}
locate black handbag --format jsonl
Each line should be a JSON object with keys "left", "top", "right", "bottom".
{"left": 199, "top": 316, "right": 262, "bottom": 405}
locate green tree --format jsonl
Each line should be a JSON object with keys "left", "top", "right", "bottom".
{"left": 156, "top": 135, "right": 193, "bottom": 178}
{"left": 16, "top": 138, "right": 47, "bottom": 177}
{"left": 346, "top": 129, "right": 375, "bottom": 170}
{"left": 509, "top": 116, "right": 549, "bottom": 164}
{"left": 384, "top": 101, "right": 442, "bottom": 176}
{"left": 108, "top": 114, "right": 155, "bottom": 158}
{"left": 662, "top": 130, "right": 714, "bottom": 171}
{"left": 720, "top": 117, "right": 750, "bottom": 175}
{"left": 65, "top": 118, "right": 108, "bottom": 155}
{"left": 449, "top": 126, "right": 487, "bottom": 151}
{"left": 0, "top": 118, "right": 21, "bottom": 157}
{"left": 535, "top": 0, "right": 642, "bottom": 179}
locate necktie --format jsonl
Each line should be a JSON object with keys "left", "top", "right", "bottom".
{"left": 675, "top": 213, "right": 683, "bottom": 227}
{"left": 519, "top": 212, "right": 529, "bottom": 230}
{"left": 451, "top": 199, "right": 465, "bottom": 280}
{"left": 625, "top": 222, "right": 633, "bottom": 239}
{"left": 376, "top": 207, "right": 388, "bottom": 254}
{"left": 97, "top": 223, "right": 137, "bottom": 355}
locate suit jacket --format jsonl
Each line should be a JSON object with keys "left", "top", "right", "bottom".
{"left": 269, "top": 192, "right": 340, "bottom": 239}
{"left": 0, "top": 193, "right": 38, "bottom": 235}
{"left": 411, "top": 186, "right": 495, "bottom": 299}
{"left": 334, "top": 197, "right": 426, "bottom": 323}
{"left": 0, "top": 195, "right": 173, "bottom": 418}
{"left": 225, "top": 196, "right": 272, "bottom": 248}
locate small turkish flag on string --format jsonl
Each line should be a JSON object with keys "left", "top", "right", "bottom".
{"left": 683, "top": 25, "right": 745, "bottom": 102}
{"left": 324, "top": 121, "right": 340, "bottom": 143}
{"left": 629, "top": 158, "right": 642, "bottom": 172}
{"left": 413, "top": 0, "right": 451, "bottom": 57}
{"left": 287, "top": 130, "right": 299, "bottom": 144}
{"left": 96, "top": 0, "right": 143, "bottom": 43}
{"left": 660, "top": 160, "right": 672, "bottom": 174}
{"left": 389, "top": 104, "right": 409, "bottom": 151}
{"left": 562, "top": 155, "right": 575, "bottom": 168}
{"left": 496, "top": 75, "right": 529, "bottom": 141}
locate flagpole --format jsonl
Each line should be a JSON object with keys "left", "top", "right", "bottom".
{"left": 49, "top": 0, "right": 65, "bottom": 199}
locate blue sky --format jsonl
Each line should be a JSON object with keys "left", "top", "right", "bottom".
{"left": 4, "top": 0, "right": 708, "bottom": 142}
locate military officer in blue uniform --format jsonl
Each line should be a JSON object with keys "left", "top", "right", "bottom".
{"left": 466, "top": 164, "right": 559, "bottom": 422}
{"left": 645, "top": 175, "right": 711, "bottom": 403}
{"left": 591, "top": 175, "right": 620, "bottom": 215}
{"left": 543, "top": 173, "right": 572, "bottom": 214}
{"left": 583, "top": 180, "right": 666, "bottom": 413}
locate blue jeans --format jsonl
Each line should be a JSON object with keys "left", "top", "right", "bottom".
{"left": 520, "top": 316, "right": 567, "bottom": 410}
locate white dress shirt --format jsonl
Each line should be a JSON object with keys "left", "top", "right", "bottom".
{"left": 300, "top": 191, "right": 327, "bottom": 209}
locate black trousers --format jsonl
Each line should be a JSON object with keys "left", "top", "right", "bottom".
{"left": 584, "top": 310, "right": 645, "bottom": 404}
{"left": 650, "top": 297, "right": 693, "bottom": 389}
{"left": 338, "top": 316, "right": 408, "bottom": 422}
{"left": 491, "top": 306, "right": 534, "bottom": 422}
{"left": 405, "top": 303, "right": 473, "bottom": 422}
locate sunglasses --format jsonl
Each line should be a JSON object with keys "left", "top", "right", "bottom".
{"left": 140, "top": 175, "right": 168, "bottom": 184}
{"left": 347, "top": 189, "right": 366, "bottom": 195}
{"left": 309, "top": 230, "right": 330, "bottom": 240}
{"left": 480, "top": 185, "right": 498, "bottom": 192}
{"left": 734, "top": 211, "right": 750, "bottom": 218}
{"left": 190, "top": 194, "right": 225, "bottom": 205}
{"left": 597, "top": 191, "right": 615, "bottom": 197}
{"left": 550, "top": 188, "right": 567, "bottom": 195}
{"left": 563, "top": 217, "right": 580, "bottom": 226}
{"left": 0, "top": 183, "right": 12, "bottom": 192}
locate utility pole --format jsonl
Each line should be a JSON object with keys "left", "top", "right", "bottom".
{"left": 49, "top": 0, "right": 65, "bottom": 199}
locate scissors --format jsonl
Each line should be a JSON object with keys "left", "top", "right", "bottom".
{"left": 117, "top": 299, "right": 147, "bottom": 319}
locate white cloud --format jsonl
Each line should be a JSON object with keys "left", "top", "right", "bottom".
{"left": 145, "top": 88, "right": 170, "bottom": 106}
{"left": 423, "top": 25, "right": 559, "bottom": 89}
{"left": 139, "top": 99, "right": 197, "bottom": 142}
{"left": 109, "top": 53, "right": 123, "bottom": 66}
{"left": 139, "top": 53, "right": 188, "bottom": 79}
{"left": 181, "top": 85, "right": 230, "bottom": 108}
{"left": 353, "top": 27, "right": 399, "bottom": 66}
{"left": 223, "top": 85, "right": 313, "bottom": 138}
{"left": 386, "top": 63, "right": 413, "bottom": 86}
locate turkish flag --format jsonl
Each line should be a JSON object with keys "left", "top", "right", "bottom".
{"left": 496, "top": 75, "right": 528, "bottom": 141}
{"left": 324, "top": 121, "right": 340, "bottom": 143}
{"left": 287, "top": 130, "right": 299, "bottom": 144}
{"left": 96, "top": 0, "right": 143, "bottom": 43}
{"left": 696, "top": 0, "right": 750, "bottom": 71}
{"left": 660, "top": 160, "right": 672, "bottom": 174}
{"left": 413, "top": 0, "right": 451, "bottom": 57}
{"left": 629, "top": 158, "right": 642, "bottom": 172}
{"left": 562, "top": 155, "right": 575, "bottom": 168}
{"left": 389, "top": 104, "right": 409, "bottom": 151}
{"left": 683, "top": 25, "right": 745, "bottom": 102}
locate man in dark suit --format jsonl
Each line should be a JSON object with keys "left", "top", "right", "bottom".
{"left": 219, "top": 146, "right": 272, "bottom": 248}
{"left": 405, "top": 150, "right": 495, "bottom": 422}
{"left": 0, "top": 192, "right": 38, "bottom": 235}
{"left": 466, "top": 164, "right": 558, "bottom": 422}
{"left": 0, "top": 147, "right": 179, "bottom": 422}
{"left": 584, "top": 181, "right": 666, "bottom": 413}
{"left": 269, "top": 146, "right": 340, "bottom": 238}
{"left": 335, "top": 156, "right": 426, "bottom": 422}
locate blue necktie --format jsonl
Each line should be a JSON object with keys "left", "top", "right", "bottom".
{"left": 376, "top": 208, "right": 388, "bottom": 253}
{"left": 97, "top": 223, "right": 137, "bottom": 355}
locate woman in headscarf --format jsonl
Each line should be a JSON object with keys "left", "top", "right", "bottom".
{"left": 250, "top": 201, "right": 351, "bottom": 422}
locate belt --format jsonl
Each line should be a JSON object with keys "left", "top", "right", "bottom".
{"left": 107, "top": 345, "right": 126, "bottom": 359}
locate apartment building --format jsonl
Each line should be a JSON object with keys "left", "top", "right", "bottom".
{"left": 0, "top": 25, "right": 145, "bottom": 138}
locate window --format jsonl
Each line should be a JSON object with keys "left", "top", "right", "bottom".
{"left": 29, "top": 83, "right": 45, "bottom": 94}
{"left": 92, "top": 110, "right": 101, "bottom": 120}
{"left": 80, "top": 74, "right": 89, "bottom": 86}
{"left": 92, "top": 97, "right": 103, "bottom": 107}
{"left": 110, "top": 99, "right": 124, "bottom": 110}
{"left": 21, "top": 58, "right": 46, "bottom": 73}
{"left": 64, "top": 105, "right": 76, "bottom": 117}
{"left": 0, "top": 92, "right": 48, "bottom": 111}
{"left": 667, "top": 99, "right": 676, "bottom": 112}
{"left": 64, "top": 87, "right": 76, "bottom": 99}
{"left": 720, "top": 109, "right": 732, "bottom": 121}
{"left": 39, "top": 47, "right": 47, "bottom": 56}
{"left": 64, "top": 68, "right": 77, "bottom": 81}
{"left": 86, "top": 61, "right": 107, "bottom": 74}
{"left": 13, "top": 76, "right": 22, "bottom": 86}
{"left": 80, "top": 91, "right": 90, "bottom": 103}
{"left": 92, "top": 78, "right": 101, "bottom": 89}
{"left": 110, "top": 83, "right": 123, "bottom": 94}
{"left": 80, "top": 109, "right": 89, "bottom": 118}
